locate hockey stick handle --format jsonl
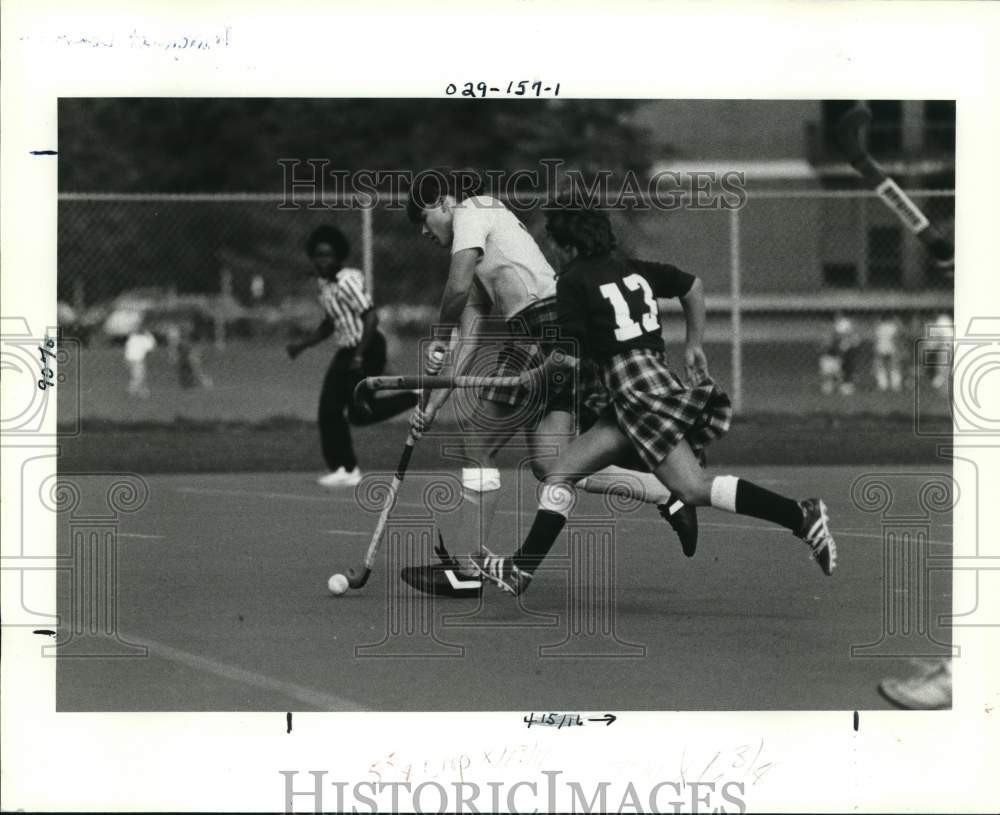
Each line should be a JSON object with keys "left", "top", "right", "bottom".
{"left": 345, "top": 429, "right": 418, "bottom": 589}
{"left": 344, "top": 357, "right": 443, "bottom": 590}
{"left": 834, "top": 102, "right": 954, "bottom": 267}
{"left": 354, "top": 373, "right": 524, "bottom": 402}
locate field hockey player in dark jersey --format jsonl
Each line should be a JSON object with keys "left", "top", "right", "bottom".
{"left": 470, "top": 206, "right": 838, "bottom": 596}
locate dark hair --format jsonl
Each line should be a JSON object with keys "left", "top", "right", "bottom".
{"left": 543, "top": 207, "right": 617, "bottom": 257}
{"left": 306, "top": 225, "right": 350, "bottom": 261}
{"left": 406, "top": 167, "right": 483, "bottom": 224}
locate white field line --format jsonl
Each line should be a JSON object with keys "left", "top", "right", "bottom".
{"left": 175, "top": 486, "right": 953, "bottom": 546}
{"left": 120, "top": 632, "right": 369, "bottom": 711}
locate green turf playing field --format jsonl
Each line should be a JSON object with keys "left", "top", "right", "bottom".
{"left": 55, "top": 465, "right": 951, "bottom": 711}
{"left": 53, "top": 330, "right": 953, "bottom": 712}
{"left": 60, "top": 337, "right": 951, "bottom": 427}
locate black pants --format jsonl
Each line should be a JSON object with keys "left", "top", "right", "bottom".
{"left": 318, "top": 331, "right": 417, "bottom": 471}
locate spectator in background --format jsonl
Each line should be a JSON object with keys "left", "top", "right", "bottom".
{"left": 250, "top": 274, "right": 266, "bottom": 305}
{"left": 165, "top": 322, "right": 182, "bottom": 364}
{"left": 818, "top": 336, "right": 843, "bottom": 396}
{"left": 873, "top": 313, "right": 904, "bottom": 392}
{"left": 927, "top": 312, "right": 955, "bottom": 390}
{"left": 832, "top": 312, "right": 861, "bottom": 395}
{"left": 287, "top": 225, "right": 417, "bottom": 488}
{"left": 124, "top": 319, "right": 157, "bottom": 399}
{"left": 178, "top": 326, "right": 213, "bottom": 389}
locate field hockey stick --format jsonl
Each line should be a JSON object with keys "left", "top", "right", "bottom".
{"left": 345, "top": 349, "right": 446, "bottom": 590}
{"left": 353, "top": 351, "right": 568, "bottom": 401}
{"left": 353, "top": 373, "right": 524, "bottom": 402}
{"left": 834, "top": 102, "right": 954, "bottom": 268}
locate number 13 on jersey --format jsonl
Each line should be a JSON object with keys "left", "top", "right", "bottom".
{"left": 599, "top": 273, "right": 660, "bottom": 341}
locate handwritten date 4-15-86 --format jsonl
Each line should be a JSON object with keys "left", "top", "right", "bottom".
{"left": 446, "top": 81, "right": 560, "bottom": 98}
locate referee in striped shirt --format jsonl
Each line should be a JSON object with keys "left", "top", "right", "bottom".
{"left": 287, "top": 225, "right": 417, "bottom": 488}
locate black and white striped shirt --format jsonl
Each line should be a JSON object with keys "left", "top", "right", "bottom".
{"left": 317, "top": 267, "right": 373, "bottom": 348}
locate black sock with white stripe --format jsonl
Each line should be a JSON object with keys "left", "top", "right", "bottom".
{"left": 711, "top": 476, "right": 803, "bottom": 532}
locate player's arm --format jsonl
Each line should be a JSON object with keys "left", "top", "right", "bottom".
{"left": 432, "top": 248, "right": 480, "bottom": 342}
{"left": 424, "top": 204, "right": 487, "bottom": 371}
{"left": 428, "top": 299, "right": 484, "bottom": 409}
{"left": 410, "top": 298, "right": 487, "bottom": 437}
{"left": 287, "top": 317, "right": 334, "bottom": 360}
{"left": 679, "top": 275, "right": 708, "bottom": 382}
{"left": 636, "top": 259, "right": 707, "bottom": 382}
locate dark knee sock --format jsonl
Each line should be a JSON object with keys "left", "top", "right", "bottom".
{"left": 711, "top": 476, "right": 803, "bottom": 532}
{"left": 512, "top": 510, "right": 567, "bottom": 574}
{"left": 736, "top": 479, "right": 802, "bottom": 531}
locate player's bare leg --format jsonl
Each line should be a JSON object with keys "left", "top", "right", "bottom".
{"left": 529, "top": 411, "right": 696, "bottom": 555}
{"left": 441, "top": 397, "right": 524, "bottom": 572}
{"left": 471, "top": 413, "right": 632, "bottom": 594}
{"left": 578, "top": 465, "right": 698, "bottom": 556}
{"left": 398, "top": 396, "right": 522, "bottom": 597}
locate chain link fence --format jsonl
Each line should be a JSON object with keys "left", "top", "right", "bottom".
{"left": 57, "top": 190, "right": 953, "bottom": 424}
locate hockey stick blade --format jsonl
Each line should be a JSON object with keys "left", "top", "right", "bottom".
{"left": 834, "top": 103, "right": 889, "bottom": 185}
{"left": 834, "top": 102, "right": 954, "bottom": 271}
{"left": 833, "top": 102, "right": 873, "bottom": 164}
{"left": 346, "top": 566, "right": 372, "bottom": 589}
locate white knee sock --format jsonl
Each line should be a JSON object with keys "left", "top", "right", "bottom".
{"left": 456, "top": 468, "right": 502, "bottom": 556}
{"left": 709, "top": 475, "right": 739, "bottom": 513}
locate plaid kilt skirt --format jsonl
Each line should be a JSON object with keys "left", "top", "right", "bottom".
{"left": 479, "top": 298, "right": 610, "bottom": 415}
{"left": 600, "top": 347, "right": 732, "bottom": 470}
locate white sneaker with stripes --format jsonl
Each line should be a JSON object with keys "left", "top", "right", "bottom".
{"left": 468, "top": 550, "right": 533, "bottom": 596}
{"left": 796, "top": 498, "right": 837, "bottom": 576}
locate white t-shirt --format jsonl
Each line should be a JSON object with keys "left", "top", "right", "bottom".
{"left": 124, "top": 331, "right": 156, "bottom": 362}
{"left": 874, "top": 320, "right": 900, "bottom": 355}
{"left": 934, "top": 314, "right": 955, "bottom": 340}
{"left": 833, "top": 316, "right": 859, "bottom": 349}
{"left": 450, "top": 195, "right": 556, "bottom": 319}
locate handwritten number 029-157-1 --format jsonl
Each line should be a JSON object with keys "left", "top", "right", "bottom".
{"left": 599, "top": 274, "right": 659, "bottom": 341}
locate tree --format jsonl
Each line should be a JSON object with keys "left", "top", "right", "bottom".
{"left": 58, "top": 98, "right": 653, "bottom": 191}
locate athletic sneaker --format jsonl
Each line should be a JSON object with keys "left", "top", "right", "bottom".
{"left": 433, "top": 531, "right": 469, "bottom": 572}
{"left": 317, "top": 467, "right": 362, "bottom": 488}
{"left": 878, "top": 659, "right": 952, "bottom": 710}
{"left": 796, "top": 498, "right": 837, "bottom": 576}
{"left": 658, "top": 499, "right": 698, "bottom": 557}
{"left": 468, "top": 551, "right": 533, "bottom": 596}
{"left": 399, "top": 562, "right": 483, "bottom": 597}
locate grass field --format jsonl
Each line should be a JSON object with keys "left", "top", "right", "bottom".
{"left": 55, "top": 466, "right": 952, "bottom": 711}
{"left": 54, "top": 333, "right": 953, "bottom": 713}
{"left": 60, "top": 336, "right": 951, "bottom": 427}
{"left": 59, "top": 333, "right": 952, "bottom": 473}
